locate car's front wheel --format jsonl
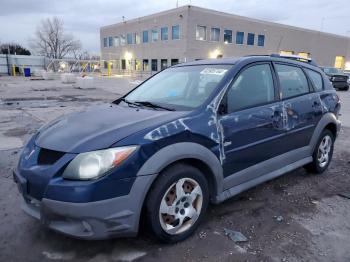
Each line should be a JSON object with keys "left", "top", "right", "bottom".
{"left": 305, "top": 129, "right": 334, "bottom": 174}
{"left": 145, "top": 163, "right": 209, "bottom": 243}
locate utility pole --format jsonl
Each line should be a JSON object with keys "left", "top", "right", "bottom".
{"left": 6, "top": 44, "right": 10, "bottom": 75}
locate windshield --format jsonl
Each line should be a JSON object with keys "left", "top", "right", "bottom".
{"left": 322, "top": 67, "right": 343, "bottom": 74}
{"left": 123, "top": 65, "right": 231, "bottom": 110}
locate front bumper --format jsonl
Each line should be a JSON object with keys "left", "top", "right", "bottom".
{"left": 13, "top": 170, "right": 156, "bottom": 240}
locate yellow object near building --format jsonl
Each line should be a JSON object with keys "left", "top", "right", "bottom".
{"left": 334, "top": 56, "right": 345, "bottom": 69}
{"left": 298, "top": 52, "right": 310, "bottom": 59}
{"left": 280, "top": 50, "right": 294, "bottom": 56}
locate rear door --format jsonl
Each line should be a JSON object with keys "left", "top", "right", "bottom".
{"left": 219, "top": 62, "right": 286, "bottom": 178}
{"left": 274, "top": 63, "right": 322, "bottom": 151}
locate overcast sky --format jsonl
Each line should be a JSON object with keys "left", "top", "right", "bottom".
{"left": 0, "top": 0, "right": 349, "bottom": 54}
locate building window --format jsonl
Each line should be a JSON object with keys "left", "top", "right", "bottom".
{"left": 142, "top": 30, "right": 148, "bottom": 43}
{"left": 171, "top": 59, "right": 179, "bottom": 66}
{"left": 103, "top": 37, "right": 108, "bottom": 47}
{"left": 143, "top": 59, "right": 149, "bottom": 71}
{"left": 114, "top": 36, "right": 119, "bottom": 47}
{"left": 161, "top": 59, "right": 168, "bottom": 70}
{"left": 104, "top": 61, "right": 108, "bottom": 68}
{"left": 161, "top": 27, "right": 168, "bottom": 40}
{"left": 121, "top": 59, "right": 126, "bottom": 70}
{"left": 224, "top": 29, "right": 232, "bottom": 44}
{"left": 134, "top": 33, "right": 140, "bottom": 44}
{"left": 127, "top": 33, "right": 133, "bottom": 44}
{"left": 172, "top": 25, "right": 180, "bottom": 40}
{"left": 257, "top": 35, "right": 265, "bottom": 47}
{"left": 236, "top": 31, "right": 244, "bottom": 44}
{"left": 247, "top": 33, "right": 255, "bottom": 45}
{"left": 210, "top": 27, "right": 220, "bottom": 41}
{"left": 151, "top": 59, "right": 158, "bottom": 71}
{"left": 151, "top": 29, "right": 158, "bottom": 42}
{"left": 196, "top": 25, "right": 206, "bottom": 40}
{"left": 135, "top": 59, "right": 141, "bottom": 70}
{"left": 108, "top": 37, "right": 113, "bottom": 47}
{"left": 120, "top": 34, "right": 126, "bottom": 46}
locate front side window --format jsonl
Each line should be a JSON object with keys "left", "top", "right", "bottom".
{"left": 172, "top": 25, "right": 180, "bottom": 39}
{"left": 196, "top": 25, "right": 206, "bottom": 40}
{"left": 127, "top": 33, "right": 133, "bottom": 44}
{"left": 258, "top": 35, "right": 265, "bottom": 47}
{"left": 151, "top": 29, "right": 158, "bottom": 42}
{"left": 210, "top": 27, "right": 220, "bottom": 41}
{"left": 236, "top": 31, "right": 244, "bottom": 44}
{"left": 305, "top": 69, "right": 323, "bottom": 92}
{"left": 275, "top": 64, "right": 310, "bottom": 99}
{"left": 142, "top": 30, "right": 149, "bottom": 43}
{"left": 247, "top": 33, "right": 255, "bottom": 45}
{"left": 161, "top": 27, "right": 168, "bottom": 40}
{"left": 124, "top": 65, "right": 231, "bottom": 110}
{"left": 224, "top": 29, "right": 232, "bottom": 44}
{"left": 225, "top": 64, "right": 275, "bottom": 113}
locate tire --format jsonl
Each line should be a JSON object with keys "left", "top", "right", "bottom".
{"left": 145, "top": 163, "right": 209, "bottom": 243}
{"left": 305, "top": 129, "right": 334, "bottom": 174}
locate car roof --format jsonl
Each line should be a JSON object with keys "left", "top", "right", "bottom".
{"left": 174, "top": 56, "right": 321, "bottom": 71}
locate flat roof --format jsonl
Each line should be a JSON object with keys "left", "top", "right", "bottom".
{"left": 101, "top": 5, "right": 349, "bottom": 40}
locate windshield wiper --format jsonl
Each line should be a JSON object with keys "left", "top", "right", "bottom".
{"left": 133, "top": 101, "right": 175, "bottom": 111}
{"left": 119, "top": 98, "right": 140, "bottom": 107}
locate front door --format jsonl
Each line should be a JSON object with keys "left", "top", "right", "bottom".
{"left": 219, "top": 63, "right": 286, "bottom": 178}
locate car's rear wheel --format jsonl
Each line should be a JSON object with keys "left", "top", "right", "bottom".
{"left": 145, "top": 163, "right": 209, "bottom": 243}
{"left": 305, "top": 129, "right": 334, "bottom": 174}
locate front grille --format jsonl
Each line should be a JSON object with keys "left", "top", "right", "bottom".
{"left": 37, "top": 148, "right": 65, "bottom": 165}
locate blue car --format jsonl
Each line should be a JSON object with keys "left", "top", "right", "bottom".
{"left": 14, "top": 55, "right": 341, "bottom": 243}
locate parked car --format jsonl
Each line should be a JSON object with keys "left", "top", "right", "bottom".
{"left": 344, "top": 70, "right": 350, "bottom": 85}
{"left": 321, "top": 67, "right": 349, "bottom": 91}
{"left": 14, "top": 55, "right": 341, "bottom": 243}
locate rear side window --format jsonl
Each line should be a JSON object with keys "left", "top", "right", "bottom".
{"left": 225, "top": 64, "right": 275, "bottom": 113}
{"left": 305, "top": 69, "right": 323, "bottom": 92}
{"left": 275, "top": 64, "right": 309, "bottom": 99}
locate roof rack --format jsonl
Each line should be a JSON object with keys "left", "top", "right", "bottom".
{"left": 270, "top": 54, "right": 317, "bottom": 66}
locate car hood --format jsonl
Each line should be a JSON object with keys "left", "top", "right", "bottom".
{"left": 35, "top": 103, "right": 187, "bottom": 153}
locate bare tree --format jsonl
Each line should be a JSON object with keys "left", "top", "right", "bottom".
{"left": 30, "top": 17, "right": 81, "bottom": 59}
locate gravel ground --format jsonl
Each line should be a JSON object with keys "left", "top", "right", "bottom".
{"left": 0, "top": 76, "right": 349, "bottom": 262}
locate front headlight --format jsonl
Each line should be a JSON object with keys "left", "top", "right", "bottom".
{"left": 62, "top": 146, "right": 138, "bottom": 180}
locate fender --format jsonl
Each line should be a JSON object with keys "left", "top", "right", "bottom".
{"left": 136, "top": 142, "right": 224, "bottom": 195}
{"left": 308, "top": 112, "right": 341, "bottom": 154}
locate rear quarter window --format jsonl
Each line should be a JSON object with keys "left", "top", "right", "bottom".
{"left": 305, "top": 69, "right": 323, "bottom": 92}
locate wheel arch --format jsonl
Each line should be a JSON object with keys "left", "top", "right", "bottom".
{"left": 309, "top": 112, "right": 340, "bottom": 153}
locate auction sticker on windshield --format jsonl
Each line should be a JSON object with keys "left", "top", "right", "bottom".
{"left": 200, "top": 68, "right": 228, "bottom": 75}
